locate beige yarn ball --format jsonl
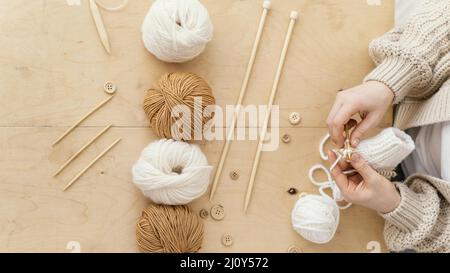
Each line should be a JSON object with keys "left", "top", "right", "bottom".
{"left": 136, "top": 204, "right": 204, "bottom": 253}
{"left": 143, "top": 72, "right": 215, "bottom": 141}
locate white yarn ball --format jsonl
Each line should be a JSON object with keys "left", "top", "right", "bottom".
{"left": 132, "top": 139, "right": 212, "bottom": 205}
{"left": 141, "top": 0, "right": 214, "bottom": 63}
{"left": 291, "top": 194, "right": 340, "bottom": 244}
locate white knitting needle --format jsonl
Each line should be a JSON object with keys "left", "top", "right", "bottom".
{"left": 53, "top": 124, "right": 113, "bottom": 177}
{"left": 63, "top": 138, "right": 122, "bottom": 191}
{"left": 209, "top": 1, "right": 272, "bottom": 201}
{"left": 52, "top": 95, "right": 114, "bottom": 147}
{"left": 244, "top": 11, "right": 299, "bottom": 213}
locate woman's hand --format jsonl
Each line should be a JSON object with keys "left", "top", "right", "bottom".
{"left": 328, "top": 151, "right": 400, "bottom": 214}
{"left": 327, "top": 81, "right": 394, "bottom": 147}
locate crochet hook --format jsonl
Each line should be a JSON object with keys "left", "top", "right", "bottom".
{"left": 244, "top": 11, "right": 299, "bottom": 213}
{"left": 89, "top": 0, "right": 111, "bottom": 54}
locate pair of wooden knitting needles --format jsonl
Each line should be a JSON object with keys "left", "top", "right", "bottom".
{"left": 52, "top": 95, "right": 121, "bottom": 191}
{"left": 208, "top": 1, "right": 299, "bottom": 212}
{"left": 244, "top": 11, "right": 299, "bottom": 212}
{"left": 209, "top": 1, "right": 272, "bottom": 201}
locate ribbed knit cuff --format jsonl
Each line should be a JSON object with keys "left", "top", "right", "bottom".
{"left": 364, "top": 57, "right": 422, "bottom": 104}
{"left": 380, "top": 183, "right": 425, "bottom": 233}
{"left": 356, "top": 127, "right": 415, "bottom": 171}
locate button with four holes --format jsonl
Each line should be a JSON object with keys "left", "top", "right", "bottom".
{"left": 229, "top": 170, "right": 240, "bottom": 180}
{"left": 199, "top": 209, "right": 209, "bottom": 219}
{"left": 221, "top": 234, "right": 233, "bottom": 247}
{"left": 289, "top": 112, "right": 301, "bottom": 125}
{"left": 282, "top": 134, "right": 291, "bottom": 143}
{"left": 210, "top": 204, "right": 225, "bottom": 221}
{"left": 104, "top": 81, "right": 117, "bottom": 94}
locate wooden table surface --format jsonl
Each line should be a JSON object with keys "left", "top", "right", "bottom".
{"left": 0, "top": 0, "right": 394, "bottom": 252}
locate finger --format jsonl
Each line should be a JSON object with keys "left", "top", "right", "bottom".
{"left": 350, "top": 113, "right": 379, "bottom": 147}
{"left": 327, "top": 101, "right": 343, "bottom": 138}
{"left": 328, "top": 151, "right": 349, "bottom": 190}
{"left": 337, "top": 157, "right": 351, "bottom": 170}
{"left": 350, "top": 153, "right": 378, "bottom": 183}
{"left": 348, "top": 173, "right": 363, "bottom": 183}
{"left": 330, "top": 106, "right": 357, "bottom": 147}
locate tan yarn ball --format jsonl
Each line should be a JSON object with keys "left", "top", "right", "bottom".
{"left": 143, "top": 72, "right": 215, "bottom": 140}
{"left": 136, "top": 204, "right": 204, "bottom": 253}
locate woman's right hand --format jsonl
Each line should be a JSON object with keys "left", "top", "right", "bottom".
{"left": 326, "top": 81, "right": 394, "bottom": 147}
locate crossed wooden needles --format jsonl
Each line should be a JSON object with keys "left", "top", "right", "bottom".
{"left": 52, "top": 95, "right": 121, "bottom": 191}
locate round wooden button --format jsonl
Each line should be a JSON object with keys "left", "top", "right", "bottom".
{"left": 221, "top": 234, "right": 233, "bottom": 247}
{"left": 199, "top": 209, "right": 209, "bottom": 219}
{"left": 289, "top": 112, "right": 301, "bottom": 125}
{"left": 282, "top": 134, "right": 291, "bottom": 143}
{"left": 287, "top": 245, "right": 302, "bottom": 253}
{"left": 210, "top": 204, "right": 225, "bottom": 221}
{"left": 229, "top": 170, "right": 239, "bottom": 180}
{"left": 104, "top": 81, "right": 117, "bottom": 94}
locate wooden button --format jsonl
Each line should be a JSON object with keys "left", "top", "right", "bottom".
{"left": 104, "top": 81, "right": 117, "bottom": 94}
{"left": 210, "top": 204, "right": 225, "bottom": 221}
{"left": 221, "top": 234, "right": 233, "bottom": 247}
{"left": 282, "top": 134, "right": 291, "bottom": 143}
{"left": 199, "top": 209, "right": 209, "bottom": 219}
{"left": 289, "top": 112, "right": 301, "bottom": 125}
{"left": 287, "top": 188, "right": 298, "bottom": 195}
{"left": 229, "top": 170, "right": 239, "bottom": 180}
{"left": 287, "top": 245, "right": 302, "bottom": 253}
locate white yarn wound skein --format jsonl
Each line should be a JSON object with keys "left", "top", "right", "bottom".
{"left": 291, "top": 163, "right": 351, "bottom": 245}
{"left": 142, "top": 0, "right": 213, "bottom": 63}
{"left": 291, "top": 193, "right": 340, "bottom": 245}
{"left": 132, "top": 139, "right": 212, "bottom": 205}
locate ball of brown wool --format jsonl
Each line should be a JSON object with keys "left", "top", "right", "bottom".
{"left": 143, "top": 72, "right": 215, "bottom": 141}
{"left": 136, "top": 204, "right": 204, "bottom": 253}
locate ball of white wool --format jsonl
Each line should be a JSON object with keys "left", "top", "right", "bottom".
{"left": 142, "top": 0, "right": 213, "bottom": 63}
{"left": 132, "top": 139, "right": 212, "bottom": 205}
{"left": 291, "top": 194, "right": 340, "bottom": 244}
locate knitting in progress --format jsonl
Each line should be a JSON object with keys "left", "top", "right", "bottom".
{"left": 320, "top": 127, "right": 415, "bottom": 172}
{"left": 132, "top": 139, "right": 212, "bottom": 205}
{"left": 136, "top": 204, "right": 204, "bottom": 253}
{"left": 292, "top": 127, "right": 415, "bottom": 244}
{"left": 142, "top": 0, "right": 213, "bottom": 63}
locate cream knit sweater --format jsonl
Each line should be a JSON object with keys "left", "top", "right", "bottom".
{"left": 364, "top": 0, "right": 450, "bottom": 252}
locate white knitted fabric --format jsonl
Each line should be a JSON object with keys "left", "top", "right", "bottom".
{"left": 356, "top": 127, "right": 415, "bottom": 171}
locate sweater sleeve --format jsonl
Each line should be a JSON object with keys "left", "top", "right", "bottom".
{"left": 364, "top": 0, "right": 450, "bottom": 104}
{"left": 381, "top": 175, "right": 450, "bottom": 252}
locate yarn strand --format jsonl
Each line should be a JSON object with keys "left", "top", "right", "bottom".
{"left": 95, "top": 0, "right": 129, "bottom": 11}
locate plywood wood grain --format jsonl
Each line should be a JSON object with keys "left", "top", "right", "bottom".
{"left": 0, "top": 0, "right": 394, "bottom": 252}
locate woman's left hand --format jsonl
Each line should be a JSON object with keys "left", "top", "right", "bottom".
{"left": 328, "top": 151, "right": 401, "bottom": 214}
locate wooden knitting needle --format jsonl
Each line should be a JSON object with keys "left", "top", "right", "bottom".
{"left": 90, "top": 0, "right": 111, "bottom": 54}
{"left": 63, "top": 138, "right": 122, "bottom": 191}
{"left": 209, "top": 1, "right": 271, "bottom": 201}
{"left": 52, "top": 95, "right": 114, "bottom": 147}
{"left": 244, "top": 11, "right": 299, "bottom": 213}
{"left": 53, "top": 124, "right": 113, "bottom": 177}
